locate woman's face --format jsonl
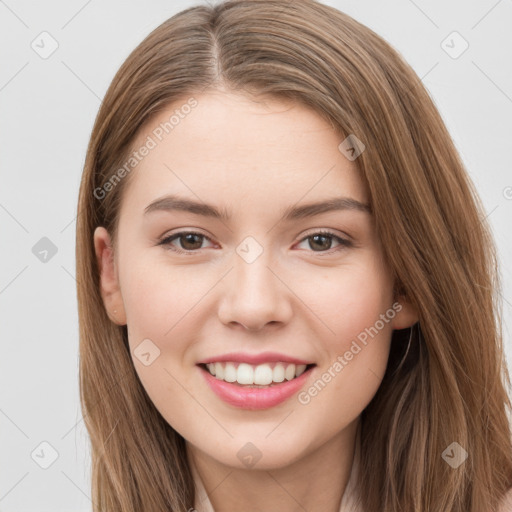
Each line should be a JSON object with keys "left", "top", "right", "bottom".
{"left": 95, "top": 90, "right": 417, "bottom": 470}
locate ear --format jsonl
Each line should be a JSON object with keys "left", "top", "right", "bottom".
{"left": 390, "top": 293, "right": 419, "bottom": 331}
{"left": 93, "top": 226, "right": 126, "bottom": 325}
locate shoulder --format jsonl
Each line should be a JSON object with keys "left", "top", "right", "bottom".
{"left": 498, "top": 488, "right": 512, "bottom": 512}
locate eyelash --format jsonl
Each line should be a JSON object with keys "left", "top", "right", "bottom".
{"left": 157, "top": 229, "right": 353, "bottom": 256}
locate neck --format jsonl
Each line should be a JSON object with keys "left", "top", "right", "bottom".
{"left": 187, "top": 417, "right": 360, "bottom": 512}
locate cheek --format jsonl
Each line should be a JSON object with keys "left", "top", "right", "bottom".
{"left": 119, "top": 260, "right": 201, "bottom": 420}
{"left": 119, "top": 257, "right": 194, "bottom": 350}
{"left": 294, "top": 256, "right": 393, "bottom": 347}
{"left": 299, "top": 256, "right": 394, "bottom": 406}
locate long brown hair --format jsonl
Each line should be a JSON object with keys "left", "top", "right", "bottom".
{"left": 75, "top": 1, "right": 512, "bottom": 510}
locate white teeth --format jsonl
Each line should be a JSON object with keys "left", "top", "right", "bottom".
{"left": 296, "top": 364, "right": 307, "bottom": 377}
{"left": 237, "top": 363, "right": 254, "bottom": 384}
{"left": 284, "top": 364, "right": 295, "bottom": 381}
{"left": 223, "top": 363, "right": 237, "bottom": 383}
{"left": 273, "top": 364, "right": 285, "bottom": 383}
{"left": 254, "top": 364, "right": 273, "bottom": 385}
{"left": 214, "top": 362, "right": 224, "bottom": 380}
{"left": 204, "top": 362, "right": 311, "bottom": 385}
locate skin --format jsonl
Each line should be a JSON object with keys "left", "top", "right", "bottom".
{"left": 94, "top": 89, "right": 418, "bottom": 512}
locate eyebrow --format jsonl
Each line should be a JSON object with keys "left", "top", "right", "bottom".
{"left": 144, "top": 194, "right": 372, "bottom": 220}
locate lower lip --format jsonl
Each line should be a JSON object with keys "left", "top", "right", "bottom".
{"left": 198, "top": 365, "right": 315, "bottom": 410}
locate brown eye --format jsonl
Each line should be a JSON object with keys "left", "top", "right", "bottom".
{"left": 296, "top": 230, "right": 352, "bottom": 253}
{"left": 309, "top": 234, "right": 333, "bottom": 251}
{"left": 159, "top": 231, "right": 213, "bottom": 254}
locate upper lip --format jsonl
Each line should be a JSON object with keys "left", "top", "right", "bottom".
{"left": 197, "top": 351, "right": 315, "bottom": 366}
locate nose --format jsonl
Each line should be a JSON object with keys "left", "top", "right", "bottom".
{"left": 217, "top": 248, "right": 293, "bottom": 332}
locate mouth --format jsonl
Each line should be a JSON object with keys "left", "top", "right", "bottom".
{"left": 197, "top": 361, "right": 316, "bottom": 410}
{"left": 198, "top": 362, "right": 317, "bottom": 388}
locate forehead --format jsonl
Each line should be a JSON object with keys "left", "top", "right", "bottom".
{"left": 120, "top": 91, "right": 367, "bottom": 218}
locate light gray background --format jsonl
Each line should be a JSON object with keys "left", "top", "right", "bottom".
{"left": 1, "top": 0, "right": 511, "bottom": 510}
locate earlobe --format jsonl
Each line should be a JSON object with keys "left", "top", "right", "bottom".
{"left": 93, "top": 226, "right": 127, "bottom": 325}
{"left": 390, "top": 295, "right": 419, "bottom": 331}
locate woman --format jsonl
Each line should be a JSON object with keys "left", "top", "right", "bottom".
{"left": 76, "top": 1, "right": 512, "bottom": 510}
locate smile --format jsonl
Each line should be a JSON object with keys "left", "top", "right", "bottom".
{"left": 197, "top": 362, "right": 316, "bottom": 410}
{"left": 204, "top": 361, "right": 311, "bottom": 386}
